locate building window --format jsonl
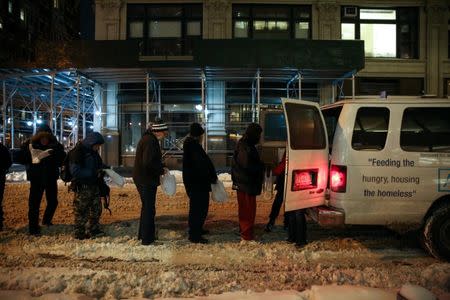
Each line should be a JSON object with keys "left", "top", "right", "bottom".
{"left": 20, "top": 9, "right": 25, "bottom": 22}
{"left": 8, "top": 1, "right": 13, "bottom": 13}
{"left": 127, "top": 4, "right": 202, "bottom": 56}
{"left": 233, "top": 4, "right": 311, "bottom": 39}
{"left": 341, "top": 7, "right": 418, "bottom": 59}
{"left": 54, "top": 0, "right": 59, "bottom": 9}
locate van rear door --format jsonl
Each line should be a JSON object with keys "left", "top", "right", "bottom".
{"left": 282, "top": 98, "right": 328, "bottom": 211}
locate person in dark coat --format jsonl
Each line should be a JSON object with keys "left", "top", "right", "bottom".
{"left": 0, "top": 142, "right": 12, "bottom": 231}
{"left": 264, "top": 151, "right": 288, "bottom": 232}
{"left": 132, "top": 118, "right": 168, "bottom": 245}
{"left": 69, "top": 132, "right": 106, "bottom": 240}
{"left": 231, "top": 123, "right": 264, "bottom": 241}
{"left": 183, "top": 123, "right": 218, "bottom": 244}
{"left": 17, "top": 124, "right": 66, "bottom": 235}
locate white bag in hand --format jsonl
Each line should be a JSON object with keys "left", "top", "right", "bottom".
{"left": 161, "top": 171, "right": 176, "bottom": 196}
{"left": 211, "top": 180, "right": 228, "bottom": 203}
{"left": 104, "top": 168, "right": 125, "bottom": 187}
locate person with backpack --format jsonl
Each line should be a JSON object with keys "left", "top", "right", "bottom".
{"left": 133, "top": 118, "right": 168, "bottom": 245}
{"left": 17, "top": 124, "right": 66, "bottom": 235}
{"left": 231, "top": 123, "right": 265, "bottom": 241}
{"left": 183, "top": 123, "right": 218, "bottom": 244}
{"left": 0, "top": 142, "right": 12, "bottom": 231}
{"left": 68, "top": 132, "right": 106, "bottom": 240}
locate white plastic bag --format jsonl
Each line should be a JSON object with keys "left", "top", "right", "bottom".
{"left": 211, "top": 180, "right": 228, "bottom": 203}
{"left": 161, "top": 171, "right": 176, "bottom": 196}
{"left": 104, "top": 168, "right": 125, "bottom": 187}
{"left": 262, "top": 169, "right": 274, "bottom": 200}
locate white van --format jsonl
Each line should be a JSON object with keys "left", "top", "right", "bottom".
{"left": 280, "top": 97, "right": 450, "bottom": 260}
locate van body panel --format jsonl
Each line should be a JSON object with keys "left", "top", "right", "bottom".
{"left": 282, "top": 98, "right": 328, "bottom": 212}
{"left": 328, "top": 101, "right": 450, "bottom": 226}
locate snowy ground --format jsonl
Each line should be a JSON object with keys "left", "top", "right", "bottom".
{"left": 0, "top": 182, "right": 449, "bottom": 299}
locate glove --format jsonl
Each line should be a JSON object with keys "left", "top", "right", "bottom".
{"left": 97, "top": 169, "right": 106, "bottom": 178}
{"left": 102, "top": 196, "right": 112, "bottom": 215}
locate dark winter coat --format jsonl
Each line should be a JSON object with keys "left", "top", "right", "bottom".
{"left": 231, "top": 137, "right": 265, "bottom": 196}
{"left": 0, "top": 143, "right": 11, "bottom": 175}
{"left": 133, "top": 130, "right": 164, "bottom": 186}
{"left": 182, "top": 136, "right": 217, "bottom": 194}
{"left": 17, "top": 132, "right": 66, "bottom": 183}
{"left": 69, "top": 133, "right": 105, "bottom": 185}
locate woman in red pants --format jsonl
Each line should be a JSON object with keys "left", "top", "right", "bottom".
{"left": 231, "top": 123, "right": 264, "bottom": 241}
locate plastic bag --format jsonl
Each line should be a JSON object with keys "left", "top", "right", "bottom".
{"left": 161, "top": 171, "right": 176, "bottom": 196}
{"left": 262, "top": 169, "right": 274, "bottom": 200}
{"left": 104, "top": 168, "right": 125, "bottom": 187}
{"left": 211, "top": 180, "right": 228, "bottom": 203}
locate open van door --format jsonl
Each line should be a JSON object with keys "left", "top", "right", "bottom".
{"left": 282, "top": 98, "right": 328, "bottom": 212}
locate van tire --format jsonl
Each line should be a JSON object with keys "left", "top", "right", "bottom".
{"left": 423, "top": 203, "right": 450, "bottom": 260}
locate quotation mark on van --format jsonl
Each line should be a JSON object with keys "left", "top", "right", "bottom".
{"left": 438, "top": 169, "right": 450, "bottom": 192}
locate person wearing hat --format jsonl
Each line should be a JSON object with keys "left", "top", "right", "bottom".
{"left": 183, "top": 122, "right": 217, "bottom": 244}
{"left": 231, "top": 123, "right": 265, "bottom": 241}
{"left": 69, "top": 132, "right": 106, "bottom": 240}
{"left": 17, "top": 124, "right": 66, "bottom": 235}
{"left": 133, "top": 118, "right": 168, "bottom": 245}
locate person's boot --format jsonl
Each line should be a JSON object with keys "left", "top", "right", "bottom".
{"left": 189, "top": 236, "right": 208, "bottom": 244}
{"left": 264, "top": 220, "right": 274, "bottom": 232}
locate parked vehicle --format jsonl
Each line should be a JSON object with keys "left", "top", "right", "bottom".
{"left": 262, "top": 97, "right": 450, "bottom": 260}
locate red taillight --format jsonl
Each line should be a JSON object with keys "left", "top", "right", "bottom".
{"left": 330, "top": 165, "right": 347, "bottom": 193}
{"left": 292, "top": 169, "right": 318, "bottom": 191}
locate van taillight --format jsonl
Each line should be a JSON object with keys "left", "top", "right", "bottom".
{"left": 292, "top": 169, "right": 318, "bottom": 191}
{"left": 330, "top": 165, "right": 347, "bottom": 193}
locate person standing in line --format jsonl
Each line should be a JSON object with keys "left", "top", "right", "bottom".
{"left": 231, "top": 123, "right": 265, "bottom": 241}
{"left": 18, "top": 124, "right": 66, "bottom": 235}
{"left": 133, "top": 118, "right": 168, "bottom": 245}
{"left": 69, "top": 132, "right": 106, "bottom": 240}
{"left": 183, "top": 123, "right": 218, "bottom": 244}
{"left": 264, "top": 151, "right": 288, "bottom": 232}
{"left": 0, "top": 142, "right": 12, "bottom": 231}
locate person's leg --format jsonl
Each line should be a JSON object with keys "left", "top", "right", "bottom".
{"left": 286, "top": 211, "right": 295, "bottom": 243}
{"left": 198, "top": 189, "right": 210, "bottom": 233}
{"left": 0, "top": 175, "right": 5, "bottom": 230}
{"left": 28, "top": 180, "right": 44, "bottom": 234}
{"left": 237, "top": 191, "right": 256, "bottom": 240}
{"left": 73, "top": 187, "right": 90, "bottom": 239}
{"left": 42, "top": 180, "right": 58, "bottom": 225}
{"left": 87, "top": 187, "right": 102, "bottom": 235}
{"left": 137, "top": 184, "right": 157, "bottom": 245}
{"left": 294, "top": 209, "right": 307, "bottom": 246}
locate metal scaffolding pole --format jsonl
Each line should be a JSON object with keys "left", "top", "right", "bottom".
{"left": 298, "top": 73, "right": 302, "bottom": 100}
{"left": 10, "top": 95, "right": 14, "bottom": 149}
{"left": 2, "top": 81, "right": 6, "bottom": 145}
{"left": 60, "top": 107, "right": 64, "bottom": 142}
{"left": 50, "top": 73, "right": 55, "bottom": 130}
{"left": 201, "top": 73, "right": 207, "bottom": 151}
{"left": 332, "top": 83, "right": 335, "bottom": 103}
{"left": 251, "top": 81, "right": 256, "bottom": 122}
{"left": 256, "top": 70, "right": 261, "bottom": 122}
{"left": 74, "top": 77, "right": 80, "bottom": 145}
{"left": 146, "top": 73, "right": 150, "bottom": 126}
{"left": 82, "top": 97, "right": 86, "bottom": 139}
{"left": 158, "top": 83, "right": 161, "bottom": 118}
{"left": 32, "top": 96, "right": 37, "bottom": 134}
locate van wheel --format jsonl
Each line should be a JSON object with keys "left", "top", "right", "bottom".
{"left": 423, "top": 204, "right": 450, "bottom": 260}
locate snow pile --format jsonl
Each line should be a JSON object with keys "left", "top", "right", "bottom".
{"left": 6, "top": 171, "right": 27, "bottom": 182}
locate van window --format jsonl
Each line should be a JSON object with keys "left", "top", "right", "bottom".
{"left": 352, "top": 107, "right": 390, "bottom": 151}
{"left": 400, "top": 108, "right": 450, "bottom": 152}
{"left": 285, "top": 103, "right": 326, "bottom": 149}
{"left": 264, "top": 112, "right": 287, "bottom": 141}
{"left": 322, "top": 106, "right": 343, "bottom": 147}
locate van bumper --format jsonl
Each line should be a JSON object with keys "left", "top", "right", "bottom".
{"left": 307, "top": 206, "right": 345, "bottom": 227}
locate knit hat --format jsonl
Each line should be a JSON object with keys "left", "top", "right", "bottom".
{"left": 189, "top": 122, "right": 205, "bottom": 137}
{"left": 150, "top": 118, "right": 168, "bottom": 132}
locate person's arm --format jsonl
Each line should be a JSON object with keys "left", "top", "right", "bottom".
{"left": 0, "top": 145, "right": 12, "bottom": 171}
{"left": 272, "top": 153, "right": 286, "bottom": 176}
{"left": 142, "top": 137, "right": 164, "bottom": 176}
{"left": 190, "top": 143, "right": 218, "bottom": 184}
